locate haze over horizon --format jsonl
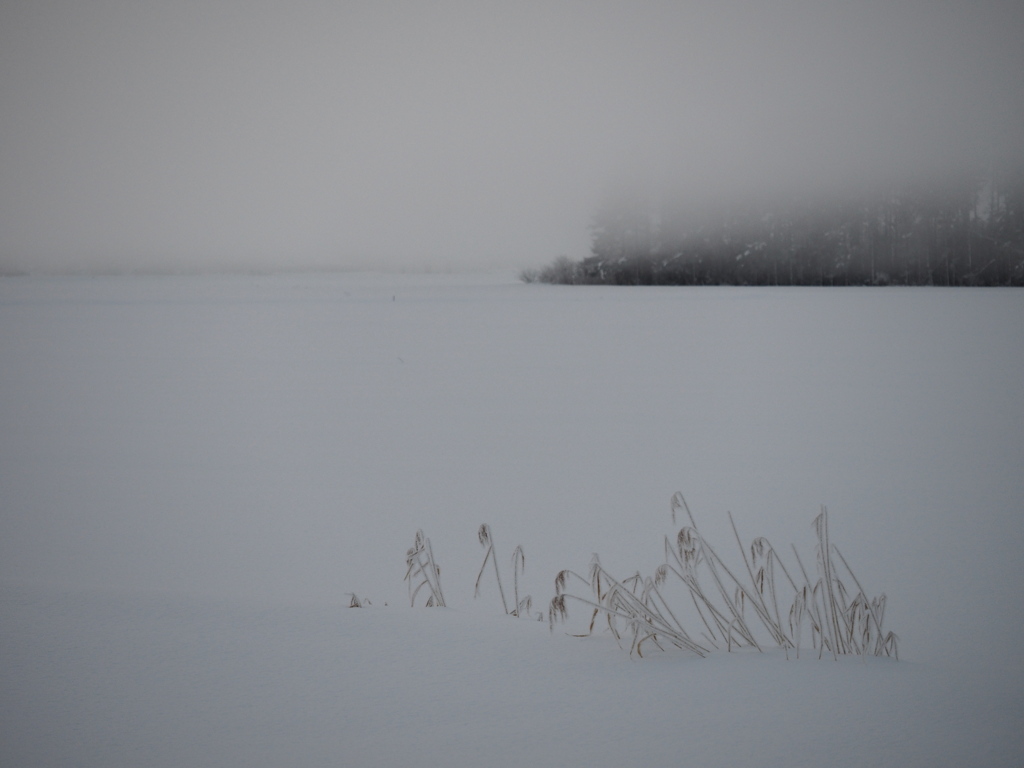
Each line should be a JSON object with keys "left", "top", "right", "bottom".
{"left": 2, "top": 0, "right": 1022, "bottom": 275}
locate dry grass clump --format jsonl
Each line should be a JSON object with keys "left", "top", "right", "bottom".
{"left": 549, "top": 493, "right": 898, "bottom": 660}
{"left": 384, "top": 499, "right": 897, "bottom": 661}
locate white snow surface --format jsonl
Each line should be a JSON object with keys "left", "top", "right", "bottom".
{"left": 1, "top": 272, "right": 1022, "bottom": 767}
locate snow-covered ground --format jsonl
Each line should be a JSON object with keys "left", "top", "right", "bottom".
{"left": 1, "top": 272, "right": 1022, "bottom": 766}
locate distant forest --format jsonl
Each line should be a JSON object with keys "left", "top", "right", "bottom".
{"left": 526, "top": 168, "right": 1024, "bottom": 286}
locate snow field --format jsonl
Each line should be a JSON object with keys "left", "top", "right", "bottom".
{"left": 1, "top": 272, "right": 1022, "bottom": 766}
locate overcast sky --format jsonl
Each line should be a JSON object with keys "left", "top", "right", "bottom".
{"left": 1, "top": 0, "right": 1022, "bottom": 273}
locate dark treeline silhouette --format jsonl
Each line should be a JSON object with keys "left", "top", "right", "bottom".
{"left": 527, "top": 168, "right": 1024, "bottom": 286}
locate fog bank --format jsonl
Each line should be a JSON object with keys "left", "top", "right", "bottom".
{"left": 1, "top": 0, "right": 1021, "bottom": 273}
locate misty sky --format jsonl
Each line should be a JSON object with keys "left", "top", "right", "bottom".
{"left": 1, "top": 0, "right": 1022, "bottom": 273}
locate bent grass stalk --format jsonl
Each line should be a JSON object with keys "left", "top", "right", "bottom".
{"left": 510, "top": 544, "right": 537, "bottom": 619}
{"left": 405, "top": 529, "right": 445, "bottom": 607}
{"left": 474, "top": 523, "right": 509, "bottom": 614}
{"left": 474, "top": 524, "right": 537, "bottom": 619}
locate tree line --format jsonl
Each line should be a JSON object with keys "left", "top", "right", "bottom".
{"left": 526, "top": 168, "right": 1024, "bottom": 286}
